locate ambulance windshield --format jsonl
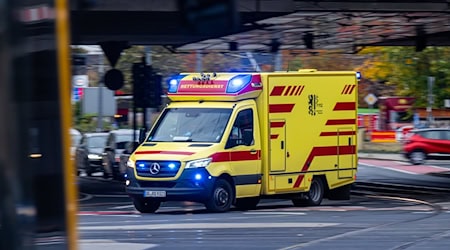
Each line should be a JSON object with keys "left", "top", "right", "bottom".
{"left": 147, "top": 108, "right": 232, "bottom": 143}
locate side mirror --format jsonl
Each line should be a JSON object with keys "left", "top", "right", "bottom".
{"left": 138, "top": 128, "right": 147, "bottom": 144}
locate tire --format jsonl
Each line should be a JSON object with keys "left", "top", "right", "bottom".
{"left": 205, "top": 179, "right": 234, "bottom": 213}
{"left": 234, "top": 197, "right": 260, "bottom": 211}
{"left": 410, "top": 150, "right": 426, "bottom": 165}
{"left": 292, "top": 177, "right": 324, "bottom": 207}
{"left": 133, "top": 198, "right": 161, "bottom": 213}
{"left": 328, "top": 184, "right": 351, "bottom": 200}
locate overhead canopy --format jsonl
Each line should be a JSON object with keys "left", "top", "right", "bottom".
{"left": 177, "top": 11, "right": 450, "bottom": 53}
{"left": 71, "top": 0, "right": 450, "bottom": 53}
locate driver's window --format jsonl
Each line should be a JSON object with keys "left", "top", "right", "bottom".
{"left": 226, "top": 109, "right": 254, "bottom": 148}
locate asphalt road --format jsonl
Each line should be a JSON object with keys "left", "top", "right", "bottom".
{"left": 76, "top": 159, "right": 450, "bottom": 250}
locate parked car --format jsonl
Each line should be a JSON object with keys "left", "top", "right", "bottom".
{"left": 75, "top": 132, "right": 109, "bottom": 176}
{"left": 403, "top": 128, "right": 450, "bottom": 165}
{"left": 102, "top": 129, "right": 139, "bottom": 179}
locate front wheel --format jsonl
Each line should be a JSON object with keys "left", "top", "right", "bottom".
{"left": 205, "top": 179, "right": 234, "bottom": 213}
{"left": 292, "top": 177, "right": 324, "bottom": 207}
{"left": 410, "top": 150, "right": 426, "bottom": 165}
{"left": 133, "top": 198, "right": 161, "bottom": 213}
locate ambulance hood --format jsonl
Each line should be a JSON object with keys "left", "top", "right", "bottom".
{"left": 131, "top": 142, "right": 223, "bottom": 162}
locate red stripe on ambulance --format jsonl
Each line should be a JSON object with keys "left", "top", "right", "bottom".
{"left": 295, "top": 85, "right": 305, "bottom": 96}
{"left": 347, "top": 85, "right": 356, "bottom": 94}
{"left": 293, "top": 145, "right": 356, "bottom": 187}
{"left": 270, "top": 86, "right": 285, "bottom": 96}
{"left": 333, "top": 102, "right": 356, "bottom": 111}
{"left": 270, "top": 121, "right": 286, "bottom": 128}
{"left": 270, "top": 134, "right": 279, "bottom": 139}
{"left": 210, "top": 150, "right": 261, "bottom": 162}
{"left": 269, "top": 104, "right": 295, "bottom": 113}
{"left": 134, "top": 151, "right": 194, "bottom": 155}
{"left": 341, "top": 84, "right": 356, "bottom": 95}
{"left": 288, "top": 86, "right": 298, "bottom": 96}
{"left": 326, "top": 119, "right": 355, "bottom": 125}
{"left": 284, "top": 86, "right": 292, "bottom": 96}
{"left": 320, "top": 131, "right": 356, "bottom": 136}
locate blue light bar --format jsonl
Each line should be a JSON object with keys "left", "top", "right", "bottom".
{"left": 168, "top": 74, "right": 186, "bottom": 93}
{"left": 226, "top": 74, "right": 252, "bottom": 93}
{"left": 356, "top": 72, "right": 361, "bottom": 80}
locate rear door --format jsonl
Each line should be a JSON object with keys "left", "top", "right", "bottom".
{"left": 337, "top": 127, "right": 355, "bottom": 179}
{"left": 269, "top": 119, "right": 286, "bottom": 172}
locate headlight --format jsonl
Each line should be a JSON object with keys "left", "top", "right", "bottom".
{"left": 185, "top": 158, "right": 212, "bottom": 169}
{"left": 88, "top": 154, "right": 102, "bottom": 160}
{"left": 127, "top": 159, "right": 135, "bottom": 168}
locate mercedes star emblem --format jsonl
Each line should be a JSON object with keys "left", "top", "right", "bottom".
{"left": 149, "top": 162, "right": 161, "bottom": 175}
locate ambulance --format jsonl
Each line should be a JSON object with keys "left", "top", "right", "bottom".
{"left": 125, "top": 69, "right": 359, "bottom": 213}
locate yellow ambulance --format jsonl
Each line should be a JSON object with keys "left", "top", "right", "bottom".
{"left": 125, "top": 69, "right": 359, "bottom": 213}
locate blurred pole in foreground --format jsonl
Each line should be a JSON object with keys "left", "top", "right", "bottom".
{"left": 0, "top": 0, "right": 78, "bottom": 249}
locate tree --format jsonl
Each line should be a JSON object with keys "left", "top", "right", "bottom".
{"left": 357, "top": 46, "right": 450, "bottom": 109}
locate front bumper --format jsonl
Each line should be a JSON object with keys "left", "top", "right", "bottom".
{"left": 125, "top": 167, "right": 216, "bottom": 202}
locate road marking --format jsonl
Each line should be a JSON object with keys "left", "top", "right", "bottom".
{"left": 79, "top": 222, "right": 339, "bottom": 231}
{"left": 78, "top": 211, "right": 139, "bottom": 216}
{"left": 244, "top": 212, "right": 306, "bottom": 215}
{"left": 110, "top": 205, "right": 135, "bottom": 209}
{"left": 78, "top": 193, "right": 93, "bottom": 202}
{"left": 79, "top": 240, "right": 157, "bottom": 250}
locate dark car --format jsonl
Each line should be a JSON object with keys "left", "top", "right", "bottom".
{"left": 403, "top": 128, "right": 450, "bottom": 165}
{"left": 75, "top": 132, "right": 109, "bottom": 176}
{"left": 102, "top": 129, "right": 139, "bottom": 179}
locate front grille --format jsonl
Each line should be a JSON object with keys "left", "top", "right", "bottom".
{"left": 135, "top": 160, "right": 181, "bottom": 178}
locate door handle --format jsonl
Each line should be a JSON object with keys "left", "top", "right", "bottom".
{"left": 250, "top": 149, "right": 257, "bottom": 155}
{"left": 281, "top": 141, "right": 284, "bottom": 149}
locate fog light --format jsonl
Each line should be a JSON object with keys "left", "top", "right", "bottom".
{"left": 125, "top": 180, "right": 130, "bottom": 186}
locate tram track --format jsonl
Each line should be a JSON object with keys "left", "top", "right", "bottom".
{"left": 349, "top": 181, "right": 447, "bottom": 250}
{"left": 280, "top": 181, "right": 449, "bottom": 250}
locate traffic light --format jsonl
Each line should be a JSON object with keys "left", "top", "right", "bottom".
{"left": 132, "top": 63, "right": 162, "bottom": 108}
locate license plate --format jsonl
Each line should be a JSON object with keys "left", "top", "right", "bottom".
{"left": 143, "top": 190, "right": 166, "bottom": 198}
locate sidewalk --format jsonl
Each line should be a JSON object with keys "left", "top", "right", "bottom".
{"left": 358, "top": 152, "right": 406, "bottom": 162}
{"left": 358, "top": 151, "right": 450, "bottom": 177}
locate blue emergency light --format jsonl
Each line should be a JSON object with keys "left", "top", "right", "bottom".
{"left": 356, "top": 72, "right": 361, "bottom": 80}
{"left": 226, "top": 74, "right": 252, "bottom": 93}
{"left": 168, "top": 74, "right": 186, "bottom": 93}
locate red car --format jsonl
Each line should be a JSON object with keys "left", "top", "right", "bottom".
{"left": 403, "top": 128, "right": 450, "bottom": 165}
